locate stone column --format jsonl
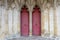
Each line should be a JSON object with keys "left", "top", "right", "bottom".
{"left": 0, "top": 6, "right": 6, "bottom": 39}
{"left": 29, "top": 6, "right": 33, "bottom": 36}
{"left": 0, "top": 6, "right": 2, "bottom": 35}
{"left": 0, "top": 6, "right": 2, "bottom": 39}
{"left": 4, "top": 8, "right": 9, "bottom": 36}
{"left": 54, "top": 0, "right": 57, "bottom": 36}
{"left": 41, "top": 1, "right": 49, "bottom": 37}
{"left": 17, "top": 8, "right": 21, "bottom": 36}
{"left": 8, "top": 8, "right": 13, "bottom": 35}
{"left": 49, "top": 7, "right": 54, "bottom": 37}
{"left": 41, "top": 9, "right": 45, "bottom": 37}
{"left": 26, "top": 0, "right": 35, "bottom": 36}
{"left": 54, "top": 7, "right": 57, "bottom": 37}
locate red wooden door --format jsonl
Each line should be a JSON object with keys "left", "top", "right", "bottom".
{"left": 32, "top": 6, "right": 41, "bottom": 36}
{"left": 21, "top": 6, "right": 29, "bottom": 36}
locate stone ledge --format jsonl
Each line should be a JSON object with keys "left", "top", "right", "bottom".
{"left": 5, "top": 34, "right": 60, "bottom": 40}
{"left": 6, "top": 36, "right": 60, "bottom": 40}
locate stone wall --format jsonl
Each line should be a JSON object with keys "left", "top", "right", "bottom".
{"left": 0, "top": 0, "right": 60, "bottom": 40}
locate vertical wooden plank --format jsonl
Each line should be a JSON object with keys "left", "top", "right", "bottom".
{"left": 21, "top": 6, "right": 29, "bottom": 36}
{"left": 32, "top": 6, "right": 41, "bottom": 36}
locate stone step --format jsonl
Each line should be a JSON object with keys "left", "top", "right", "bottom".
{"left": 6, "top": 36, "right": 60, "bottom": 40}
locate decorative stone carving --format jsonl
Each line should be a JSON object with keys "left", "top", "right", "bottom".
{"left": 57, "top": 0, "right": 60, "bottom": 6}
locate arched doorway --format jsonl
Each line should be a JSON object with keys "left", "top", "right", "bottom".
{"left": 32, "top": 5, "right": 41, "bottom": 36}
{"left": 21, "top": 5, "right": 29, "bottom": 36}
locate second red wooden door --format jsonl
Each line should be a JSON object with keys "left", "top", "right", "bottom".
{"left": 32, "top": 5, "right": 41, "bottom": 36}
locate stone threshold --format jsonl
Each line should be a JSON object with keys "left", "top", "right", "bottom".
{"left": 5, "top": 35, "right": 60, "bottom": 40}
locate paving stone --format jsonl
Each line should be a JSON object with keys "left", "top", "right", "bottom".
{"left": 6, "top": 36, "right": 60, "bottom": 40}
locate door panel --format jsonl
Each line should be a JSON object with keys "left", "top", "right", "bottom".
{"left": 21, "top": 6, "right": 29, "bottom": 36}
{"left": 32, "top": 6, "right": 41, "bottom": 36}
